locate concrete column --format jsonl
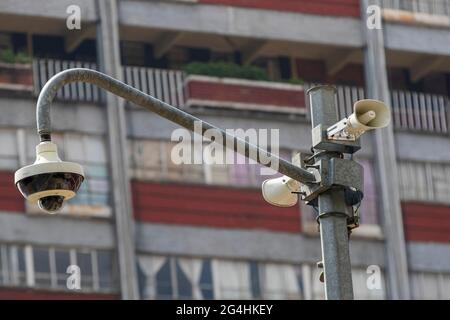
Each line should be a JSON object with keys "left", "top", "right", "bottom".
{"left": 96, "top": 0, "right": 139, "bottom": 299}
{"left": 360, "top": 0, "right": 410, "bottom": 299}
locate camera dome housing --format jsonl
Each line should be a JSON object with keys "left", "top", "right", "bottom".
{"left": 14, "top": 141, "right": 84, "bottom": 213}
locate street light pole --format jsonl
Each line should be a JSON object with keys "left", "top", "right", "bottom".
{"left": 32, "top": 68, "right": 374, "bottom": 300}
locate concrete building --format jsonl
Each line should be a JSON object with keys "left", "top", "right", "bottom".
{"left": 0, "top": 0, "right": 449, "bottom": 299}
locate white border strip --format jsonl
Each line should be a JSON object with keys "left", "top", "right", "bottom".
{"left": 383, "top": 8, "right": 450, "bottom": 28}
{"left": 186, "top": 75, "right": 305, "bottom": 91}
{"left": 186, "top": 98, "right": 306, "bottom": 114}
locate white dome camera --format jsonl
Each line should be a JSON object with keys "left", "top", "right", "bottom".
{"left": 14, "top": 141, "right": 85, "bottom": 213}
{"left": 261, "top": 176, "right": 300, "bottom": 207}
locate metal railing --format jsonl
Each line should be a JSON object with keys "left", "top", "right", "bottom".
{"left": 33, "top": 59, "right": 186, "bottom": 108}
{"left": 33, "top": 59, "right": 100, "bottom": 102}
{"left": 123, "top": 66, "right": 186, "bottom": 108}
{"left": 335, "top": 85, "right": 366, "bottom": 120}
{"left": 391, "top": 90, "right": 448, "bottom": 133}
{"left": 381, "top": 0, "right": 450, "bottom": 16}
{"left": 33, "top": 59, "right": 449, "bottom": 134}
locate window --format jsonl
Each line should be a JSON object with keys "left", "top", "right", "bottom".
{"left": 97, "top": 250, "right": 115, "bottom": 291}
{"left": 398, "top": 161, "right": 450, "bottom": 205}
{"left": 212, "top": 259, "right": 303, "bottom": 300}
{"left": 129, "top": 138, "right": 293, "bottom": 189}
{"left": 307, "top": 264, "right": 386, "bottom": 300}
{"left": 176, "top": 261, "right": 193, "bottom": 299}
{"left": 249, "top": 261, "right": 262, "bottom": 299}
{"left": 0, "top": 243, "right": 116, "bottom": 293}
{"left": 129, "top": 140, "right": 165, "bottom": 181}
{"left": 33, "top": 247, "right": 52, "bottom": 287}
{"left": 151, "top": 258, "right": 194, "bottom": 299}
{"left": 411, "top": 272, "right": 450, "bottom": 300}
{"left": 165, "top": 141, "right": 204, "bottom": 183}
{"left": 358, "top": 159, "right": 378, "bottom": 225}
{"left": 213, "top": 260, "right": 252, "bottom": 299}
{"left": 155, "top": 259, "right": 173, "bottom": 299}
{"left": 139, "top": 256, "right": 213, "bottom": 300}
{"left": 54, "top": 249, "right": 70, "bottom": 287}
{"left": 261, "top": 263, "right": 302, "bottom": 299}
{"left": 0, "top": 244, "right": 27, "bottom": 287}
{"left": 140, "top": 255, "right": 306, "bottom": 300}
{"left": 199, "top": 259, "right": 214, "bottom": 300}
{"left": 129, "top": 140, "right": 204, "bottom": 184}
{"left": 76, "top": 251, "right": 94, "bottom": 291}
{"left": 62, "top": 134, "right": 110, "bottom": 208}
{"left": 0, "top": 129, "right": 19, "bottom": 170}
{"left": 16, "top": 246, "right": 27, "bottom": 286}
{"left": 352, "top": 268, "right": 385, "bottom": 300}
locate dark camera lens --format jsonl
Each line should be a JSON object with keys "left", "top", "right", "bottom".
{"left": 38, "top": 195, "right": 65, "bottom": 213}
{"left": 16, "top": 172, "right": 84, "bottom": 198}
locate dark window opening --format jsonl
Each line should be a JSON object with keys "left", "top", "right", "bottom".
{"left": 200, "top": 259, "right": 214, "bottom": 300}
{"left": 32, "top": 35, "right": 96, "bottom": 62}
{"left": 176, "top": 261, "right": 193, "bottom": 299}
{"left": 249, "top": 261, "right": 261, "bottom": 299}
{"left": 156, "top": 259, "right": 173, "bottom": 299}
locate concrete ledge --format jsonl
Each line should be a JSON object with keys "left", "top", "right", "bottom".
{"left": 408, "top": 242, "right": 450, "bottom": 273}
{"left": 0, "top": 0, "right": 96, "bottom": 20}
{"left": 385, "top": 21, "right": 450, "bottom": 55}
{"left": 0, "top": 212, "right": 115, "bottom": 248}
{"left": 0, "top": 97, "right": 107, "bottom": 136}
{"left": 383, "top": 8, "right": 450, "bottom": 29}
{"left": 395, "top": 131, "right": 450, "bottom": 162}
{"left": 135, "top": 222, "right": 386, "bottom": 267}
{"left": 119, "top": 0, "right": 363, "bottom": 47}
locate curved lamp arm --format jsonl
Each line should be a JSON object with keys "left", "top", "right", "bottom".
{"left": 36, "top": 68, "right": 316, "bottom": 184}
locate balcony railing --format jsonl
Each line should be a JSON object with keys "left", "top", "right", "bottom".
{"left": 391, "top": 90, "right": 448, "bottom": 133}
{"left": 31, "top": 59, "right": 449, "bottom": 134}
{"left": 33, "top": 59, "right": 186, "bottom": 108}
{"left": 33, "top": 59, "right": 100, "bottom": 102}
{"left": 307, "top": 82, "right": 449, "bottom": 134}
{"left": 381, "top": 0, "right": 450, "bottom": 16}
{"left": 334, "top": 85, "right": 366, "bottom": 119}
{"left": 123, "top": 65, "right": 185, "bottom": 108}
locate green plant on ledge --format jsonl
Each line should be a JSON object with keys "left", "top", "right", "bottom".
{"left": 0, "top": 49, "right": 32, "bottom": 65}
{"left": 183, "top": 61, "right": 304, "bottom": 85}
{"left": 183, "top": 62, "right": 270, "bottom": 81}
{"left": 284, "top": 77, "right": 304, "bottom": 85}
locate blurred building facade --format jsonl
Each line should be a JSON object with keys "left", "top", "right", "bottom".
{"left": 0, "top": 0, "right": 449, "bottom": 299}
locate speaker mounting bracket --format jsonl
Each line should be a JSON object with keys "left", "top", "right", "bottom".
{"left": 312, "top": 124, "right": 361, "bottom": 154}
{"left": 326, "top": 117, "right": 365, "bottom": 141}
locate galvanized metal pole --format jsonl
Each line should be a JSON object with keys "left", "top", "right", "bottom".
{"left": 308, "top": 86, "right": 354, "bottom": 300}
